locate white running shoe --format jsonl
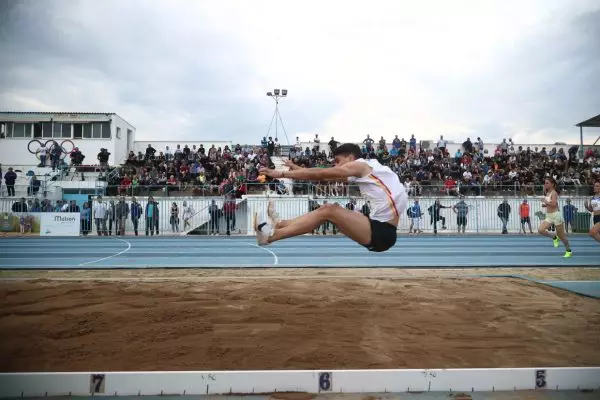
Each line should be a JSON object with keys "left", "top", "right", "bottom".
{"left": 254, "top": 212, "right": 274, "bottom": 246}
{"left": 267, "top": 199, "right": 281, "bottom": 225}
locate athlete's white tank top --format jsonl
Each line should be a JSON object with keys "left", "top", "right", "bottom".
{"left": 591, "top": 195, "right": 600, "bottom": 212}
{"left": 347, "top": 158, "right": 408, "bottom": 222}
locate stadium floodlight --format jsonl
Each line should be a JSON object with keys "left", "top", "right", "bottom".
{"left": 265, "top": 88, "right": 289, "bottom": 143}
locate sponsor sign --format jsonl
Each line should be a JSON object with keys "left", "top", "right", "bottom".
{"left": 40, "top": 213, "right": 80, "bottom": 236}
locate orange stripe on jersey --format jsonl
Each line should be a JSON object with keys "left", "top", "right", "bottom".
{"left": 368, "top": 174, "right": 399, "bottom": 217}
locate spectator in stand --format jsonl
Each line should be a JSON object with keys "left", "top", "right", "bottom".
{"left": 4, "top": 167, "right": 16, "bottom": 197}
{"left": 170, "top": 202, "right": 180, "bottom": 233}
{"left": 30, "top": 199, "right": 41, "bottom": 212}
{"left": 562, "top": 199, "right": 577, "bottom": 233}
{"left": 50, "top": 141, "right": 62, "bottom": 171}
{"left": 145, "top": 144, "right": 156, "bottom": 161}
{"left": 145, "top": 196, "right": 159, "bottom": 236}
{"left": 428, "top": 199, "right": 448, "bottom": 234}
{"left": 70, "top": 148, "right": 85, "bottom": 166}
{"left": 116, "top": 196, "right": 129, "bottom": 236}
{"left": 519, "top": 199, "right": 533, "bottom": 234}
{"left": 182, "top": 200, "right": 194, "bottom": 231}
{"left": 11, "top": 198, "right": 28, "bottom": 213}
{"left": 437, "top": 135, "right": 447, "bottom": 155}
{"left": 38, "top": 144, "right": 48, "bottom": 167}
{"left": 267, "top": 137, "right": 275, "bottom": 157}
{"left": 42, "top": 199, "right": 53, "bottom": 212}
{"left": 166, "top": 174, "right": 178, "bottom": 196}
{"left": 408, "top": 199, "right": 423, "bottom": 234}
{"left": 97, "top": 148, "right": 110, "bottom": 171}
{"left": 345, "top": 198, "right": 356, "bottom": 211}
{"left": 130, "top": 197, "right": 142, "bottom": 236}
{"left": 463, "top": 137, "right": 474, "bottom": 154}
{"left": 363, "top": 135, "right": 374, "bottom": 153}
{"left": 453, "top": 195, "right": 469, "bottom": 234}
{"left": 409, "top": 134, "right": 417, "bottom": 152}
{"left": 81, "top": 202, "right": 92, "bottom": 236}
{"left": 106, "top": 200, "right": 116, "bottom": 235}
{"left": 66, "top": 200, "right": 80, "bottom": 213}
{"left": 223, "top": 197, "right": 237, "bottom": 236}
{"left": 361, "top": 200, "right": 370, "bottom": 217}
{"left": 328, "top": 137, "right": 339, "bottom": 157}
{"left": 497, "top": 198, "right": 511, "bottom": 234}
{"left": 119, "top": 174, "right": 132, "bottom": 195}
{"left": 208, "top": 199, "right": 220, "bottom": 235}
{"left": 28, "top": 175, "right": 40, "bottom": 196}
{"left": 93, "top": 196, "right": 108, "bottom": 236}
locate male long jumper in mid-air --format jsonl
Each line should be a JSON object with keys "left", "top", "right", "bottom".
{"left": 255, "top": 143, "right": 408, "bottom": 252}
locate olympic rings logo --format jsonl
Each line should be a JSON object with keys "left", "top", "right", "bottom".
{"left": 27, "top": 139, "right": 75, "bottom": 160}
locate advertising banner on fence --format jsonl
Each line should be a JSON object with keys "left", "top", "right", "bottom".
{"left": 40, "top": 213, "right": 80, "bottom": 236}
{"left": 0, "top": 213, "right": 80, "bottom": 236}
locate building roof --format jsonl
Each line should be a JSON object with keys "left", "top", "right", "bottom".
{"left": 576, "top": 113, "right": 600, "bottom": 128}
{"left": 0, "top": 111, "right": 115, "bottom": 115}
{"left": 0, "top": 111, "right": 134, "bottom": 128}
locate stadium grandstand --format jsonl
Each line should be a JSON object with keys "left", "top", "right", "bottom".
{"left": 1, "top": 111, "right": 599, "bottom": 237}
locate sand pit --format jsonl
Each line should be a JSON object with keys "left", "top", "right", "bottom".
{"left": 1, "top": 276, "right": 599, "bottom": 372}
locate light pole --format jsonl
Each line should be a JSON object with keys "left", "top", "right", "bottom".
{"left": 266, "top": 89, "right": 289, "bottom": 144}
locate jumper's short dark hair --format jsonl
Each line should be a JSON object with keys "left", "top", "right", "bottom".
{"left": 332, "top": 143, "right": 362, "bottom": 160}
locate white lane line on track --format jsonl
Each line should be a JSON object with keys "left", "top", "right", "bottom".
{"left": 78, "top": 238, "right": 132, "bottom": 266}
{"left": 225, "top": 238, "right": 279, "bottom": 266}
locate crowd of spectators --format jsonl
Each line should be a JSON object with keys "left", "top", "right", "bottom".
{"left": 114, "top": 141, "right": 277, "bottom": 198}
{"left": 5, "top": 134, "right": 600, "bottom": 200}
{"left": 288, "top": 134, "right": 600, "bottom": 197}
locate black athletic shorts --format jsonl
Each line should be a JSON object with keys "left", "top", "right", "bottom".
{"left": 594, "top": 215, "right": 600, "bottom": 225}
{"left": 457, "top": 216, "right": 467, "bottom": 226}
{"left": 521, "top": 217, "right": 531, "bottom": 224}
{"left": 364, "top": 218, "right": 397, "bottom": 252}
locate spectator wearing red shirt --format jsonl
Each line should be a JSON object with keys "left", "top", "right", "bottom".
{"left": 179, "top": 162, "right": 190, "bottom": 177}
{"left": 166, "top": 175, "right": 178, "bottom": 196}
{"left": 118, "top": 174, "right": 132, "bottom": 195}
{"left": 444, "top": 176, "right": 457, "bottom": 195}
{"left": 223, "top": 198, "right": 237, "bottom": 236}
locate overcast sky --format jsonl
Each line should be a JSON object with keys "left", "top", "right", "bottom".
{"left": 1, "top": 0, "right": 599, "bottom": 145}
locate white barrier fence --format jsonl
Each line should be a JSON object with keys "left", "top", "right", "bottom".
{"left": 1, "top": 368, "right": 598, "bottom": 397}
{"left": 1, "top": 195, "right": 595, "bottom": 236}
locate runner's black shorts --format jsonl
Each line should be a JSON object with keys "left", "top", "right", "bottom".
{"left": 521, "top": 216, "right": 530, "bottom": 224}
{"left": 594, "top": 215, "right": 600, "bottom": 225}
{"left": 364, "top": 218, "right": 397, "bottom": 252}
{"left": 457, "top": 216, "right": 467, "bottom": 226}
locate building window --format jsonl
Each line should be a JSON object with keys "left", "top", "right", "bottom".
{"left": 42, "top": 122, "right": 52, "bottom": 138}
{"left": 101, "top": 122, "right": 111, "bottom": 138}
{"left": 92, "top": 123, "right": 102, "bottom": 138}
{"left": 34, "top": 123, "right": 42, "bottom": 138}
{"left": 1, "top": 122, "right": 13, "bottom": 137}
{"left": 13, "top": 123, "right": 32, "bottom": 138}
{"left": 83, "top": 124, "right": 92, "bottom": 138}
{"left": 61, "top": 123, "right": 72, "bottom": 138}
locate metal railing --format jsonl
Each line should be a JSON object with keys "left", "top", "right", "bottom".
{"left": 2, "top": 195, "right": 596, "bottom": 236}
{"left": 89, "top": 182, "right": 597, "bottom": 198}
{"left": 1, "top": 181, "right": 595, "bottom": 199}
